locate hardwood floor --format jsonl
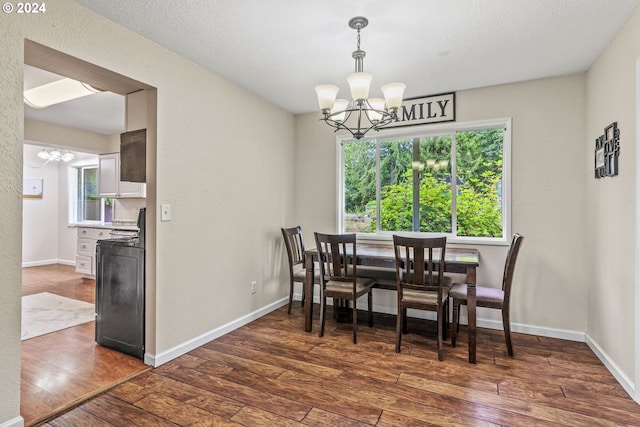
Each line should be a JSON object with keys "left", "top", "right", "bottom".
{"left": 42, "top": 298, "right": 640, "bottom": 426}
{"left": 21, "top": 264, "right": 149, "bottom": 427}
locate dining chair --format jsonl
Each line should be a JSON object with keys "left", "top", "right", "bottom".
{"left": 449, "top": 233, "right": 524, "bottom": 357}
{"left": 393, "top": 235, "right": 450, "bottom": 360}
{"left": 281, "top": 226, "right": 320, "bottom": 314}
{"left": 314, "top": 232, "right": 375, "bottom": 344}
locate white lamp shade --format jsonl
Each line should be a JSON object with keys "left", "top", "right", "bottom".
{"left": 24, "top": 78, "right": 102, "bottom": 109}
{"left": 315, "top": 85, "right": 339, "bottom": 111}
{"left": 347, "top": 72, "right": 372, "bottom": 101}
{"left": 367, "top": 98, "right": 385, "bottom": 122}
{"left": 382, "top": 82, "right": 406, "bottom": 109}
{"left": 331, "top": 99, "right": 349, "bottom": 122}
{"left": 49, "top": 150, "right": 62, "bottom": 162}
{"left": 61, "top": 151, "right": 75, "bottom": 162}
{"left": 37, "top": 149, "right": 50, "bottom": 160}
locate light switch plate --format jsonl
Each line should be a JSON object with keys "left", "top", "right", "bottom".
{"left": 161, "top": 204, "right": 171, "bottom": 221}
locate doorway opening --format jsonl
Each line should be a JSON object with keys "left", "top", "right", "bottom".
{"left": 21, "top": 40, "right": 157, "bottom": 426}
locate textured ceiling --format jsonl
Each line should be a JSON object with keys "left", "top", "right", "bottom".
{"left": 26, "top": 0, "right": 640, "bottom": 134}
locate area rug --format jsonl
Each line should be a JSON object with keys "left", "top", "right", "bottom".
{"left": 22, "top": 292, "right": 95, "bottom": 340}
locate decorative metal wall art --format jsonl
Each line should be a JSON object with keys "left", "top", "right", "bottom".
{"left": 594, "top": 122, "right": 620, "bottom": 178}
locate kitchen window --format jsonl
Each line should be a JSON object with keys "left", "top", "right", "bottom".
{"left": 338, "top": 118, "right": 511, "bottom": 244}
{"left": 70, "top": 165, "right": 111, "bottom": 223}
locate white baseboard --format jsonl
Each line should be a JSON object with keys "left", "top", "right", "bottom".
{"left": 22, "top": 259, "right": 75, "bottom": 268}
{"left": 0, "top": 416, "right": 24, "bottom": 427}
{"left": 22, "top": 259, "right": 58, "bottom": 268}
{"left": 145, "top": 297, "right": 289, "bottom": 367}
{"left": 303, "top": 293, "right": 588, "bottom": 341}
{"left": 585, "top": 333, "right": 635, "bottom": 399}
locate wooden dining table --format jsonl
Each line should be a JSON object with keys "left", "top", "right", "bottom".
{"left": 303, "top": 243, "right": 480, "bottom": 363}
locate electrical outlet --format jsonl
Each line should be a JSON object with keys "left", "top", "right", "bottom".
{"left": 250, "top": 281, "right": 257, "bottom": 294}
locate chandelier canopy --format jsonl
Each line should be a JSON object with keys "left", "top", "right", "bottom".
{"left": 315, "top": 17, "right": 406, "bottom": 140}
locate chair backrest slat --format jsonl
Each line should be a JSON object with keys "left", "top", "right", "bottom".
{"left": 281, "top": 226, "right": 306, "bottom": 268}
{"left": 314, "top": 232, "right": 357, "bottom": 287}
{"left": 393, "top": 235, "right": 447, "bottom": 299}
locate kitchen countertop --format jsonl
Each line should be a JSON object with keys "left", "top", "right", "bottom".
{"left": 71, "top": 222, "right": 139, "bottom": 231}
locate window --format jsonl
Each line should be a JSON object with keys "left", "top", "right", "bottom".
{"left": 339, "top": 118, "right": 511, "bottom": 244}
{"left": 71, "top": 165, "right": 111, "bottom": 223}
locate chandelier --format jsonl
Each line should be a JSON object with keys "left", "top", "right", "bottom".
{"left": 315, "top": 16, "right": 406, "bottom": 140}
{"left": 37, "top": 148, "right": 75, "bottom": 163}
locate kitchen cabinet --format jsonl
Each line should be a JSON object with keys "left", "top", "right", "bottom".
{"left": 76, "top": 227, "right": 110, "bottom": 277}
{"left": 98, "top": 153, "right": 146, "bottom": 198}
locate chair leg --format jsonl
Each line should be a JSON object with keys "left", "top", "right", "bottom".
{"left": 437, "top": 304, "right": 444, "bottom": 361}
{"left": 502, "top": 308, "right": 514, "bottom": 357}
{"left": 395, "top": 304, "right": 403, "bottom": 353}
{"left": 318, "top": 294, "right": 326, "bottom": 338}
{"left": 451, "top": 301, "right": 458, "bottom": 348}
{"left": 368, "top": 290, "right": 373, "bottom": 327}
{"left": 300, "top": 280, "right": 306, "bottom": 307}
{"left": 352, "top": 298, "right": 358, "bottom": 344}
{"left": 402, "top": 307, "right": 408, "bottom": 333}
{"left": 442, "top": 298, "right": 449, "bottom": 341}
{"left": 287, "top": 280, "right": 294, "bottom": 314}
{"left": 333, "top": 298, "right": 339, "bottom": 320}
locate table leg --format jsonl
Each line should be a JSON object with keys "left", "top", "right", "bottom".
{"left": 466, "top": 266, "right": 477, "bottom": 364}
{"left": 304, "top": 253, "right": 314, "bottom": 332}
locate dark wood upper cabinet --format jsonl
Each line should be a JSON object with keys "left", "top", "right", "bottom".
{"left": 120, "top": 129, "right": 146, "bottom": 183}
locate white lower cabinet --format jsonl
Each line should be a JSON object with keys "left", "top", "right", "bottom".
{"left": 75, "top": 227, "right": 110, "bottom": 277}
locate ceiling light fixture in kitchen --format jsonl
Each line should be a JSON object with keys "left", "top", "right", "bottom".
{"left": 24, "top": 78, "right": 103, "bottom": 109}
{"left": 37, "top": 148, "right": 75, "bottom": 163}
{"left": 315, "top": 16, "right": 406, "bottom": 140}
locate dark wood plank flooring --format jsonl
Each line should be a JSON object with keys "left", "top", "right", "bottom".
{"left": 42, "top": 295, "right": 640, "bottom": 426}
{"left": 21, "top": 264, "right": 149, "bottom": 427}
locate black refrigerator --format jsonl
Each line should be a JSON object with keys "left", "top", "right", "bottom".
{"left": 95, "top": 208, "right": 145, "bottom": 359}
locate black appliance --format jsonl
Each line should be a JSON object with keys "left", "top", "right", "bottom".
{"left": 95, "top": 208, "right": 145, "bottom": 359}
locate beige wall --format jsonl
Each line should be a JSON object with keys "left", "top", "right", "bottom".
{"left": 1, "top": 1, "right": 295, "bottom": 424}
{"left": 586, "top": 8, "right": 640, "bottom": 386}
{"left": 25, "top": 118, "right": 111, "bottom": 153}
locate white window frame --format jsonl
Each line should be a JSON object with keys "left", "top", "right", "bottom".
{"left": 337, "top": 117, "right": 512, "bottom": 246}
{"left": 67, "top": 163, "right": 107, "bottom": 224}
